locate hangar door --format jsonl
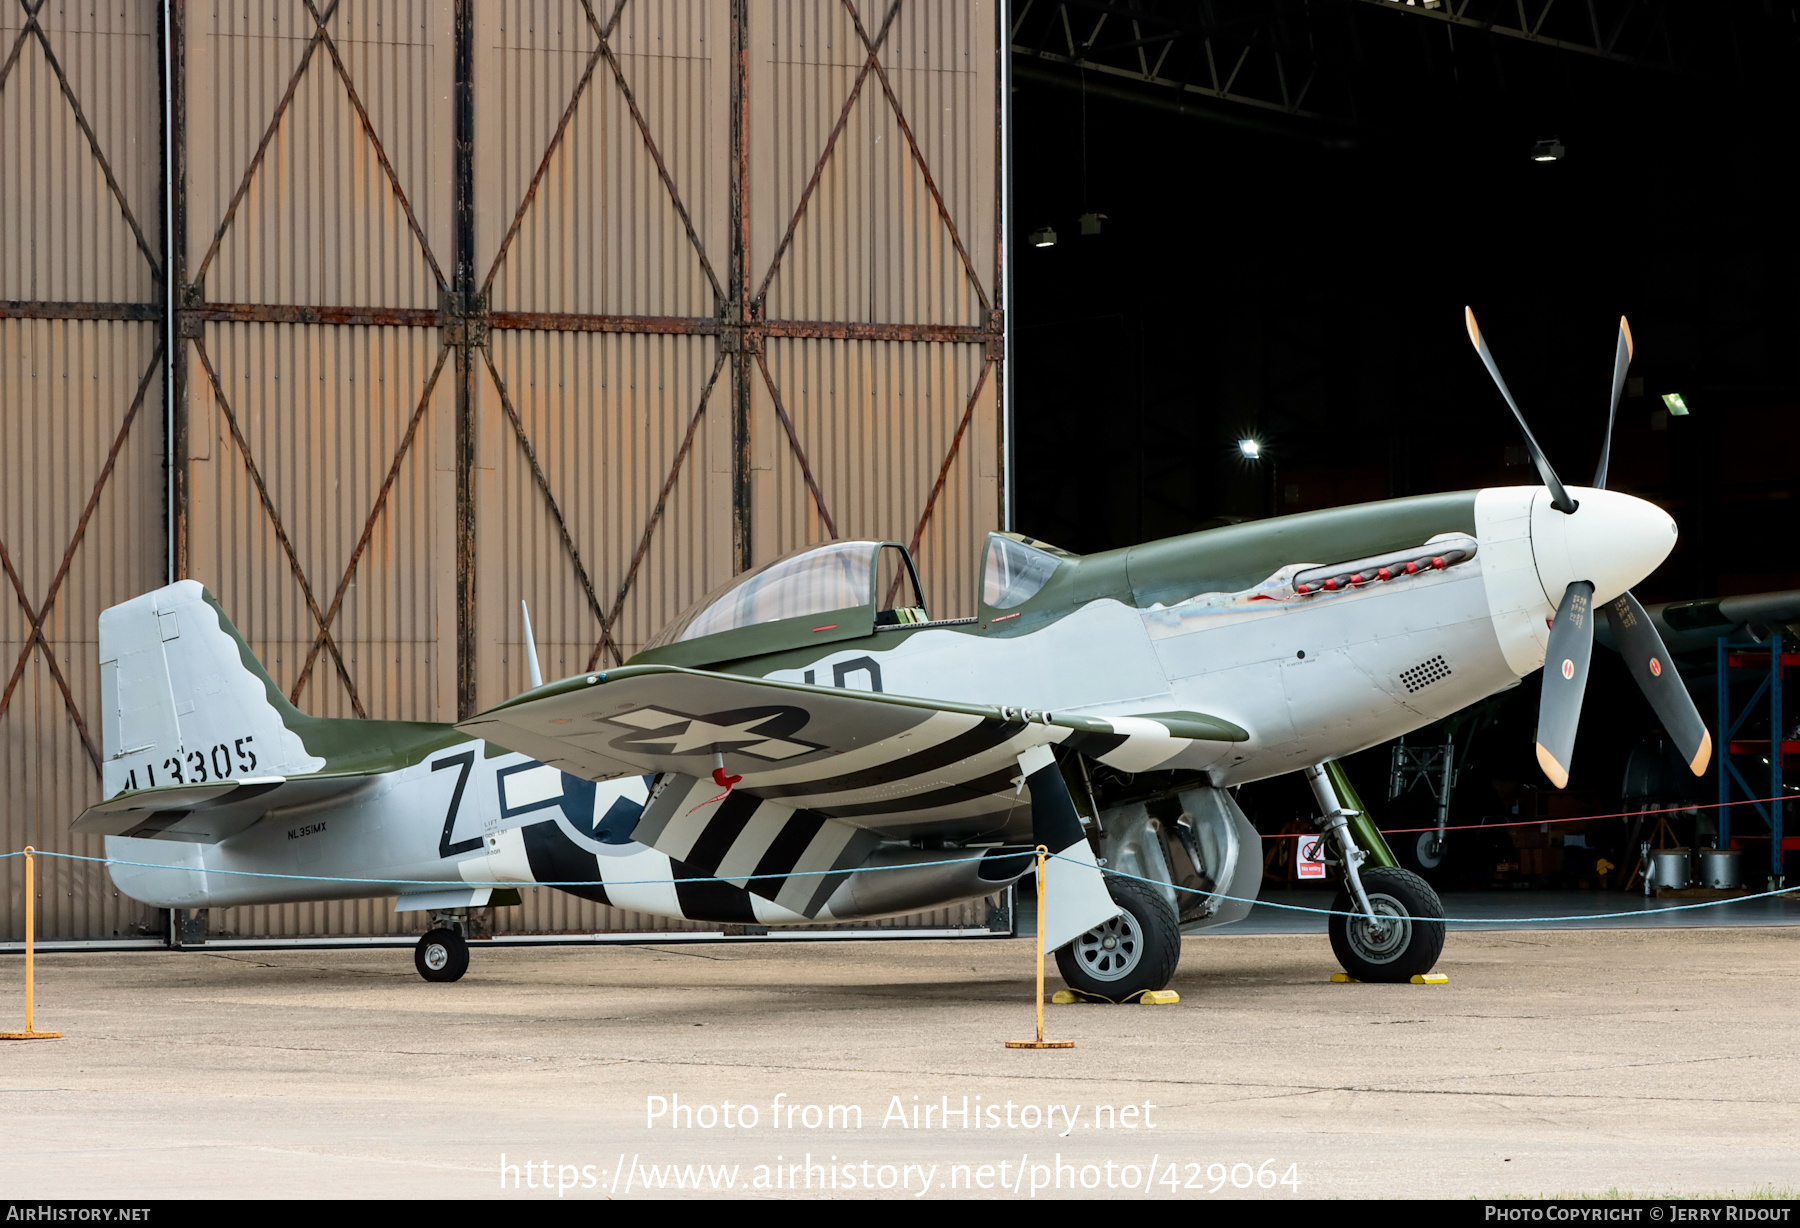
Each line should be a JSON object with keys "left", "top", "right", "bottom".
{"left": 1, "top": 1, "right": 168, "bottom": 945}
{"left": 3, "top": 0, "right": 1006, "bottom": 942}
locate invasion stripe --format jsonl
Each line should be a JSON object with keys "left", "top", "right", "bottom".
{"left": 628, "top": 776, "right": 688, "bottom": 849}
{"left": 713, "top": 805, "right": 797, "bottom": 887}
{"left": 1058, "top": 731, "right": 1128, "bottom": 760}
{"left": 751, "top": 720, "right": 1031, "bottom": 801}
{"left": 747, "top": 810, "right": 829, "bottom": 901}
{"left": 736, "top": 710, "right": 976, "bottom": 788}
{"left": 794, "top": 825, "right": 881, "bottom": 918}
{"left": 521, "top": 818, "right": 609, "bottom": 907}
{"left": 679, "top": 790, "right": 764, "bottom": 877}
{"left": 670, "top": 858, "right": 759, "bottom": 923}
{"left": 818, "top": 766, "right": 1022, "bottom": 819}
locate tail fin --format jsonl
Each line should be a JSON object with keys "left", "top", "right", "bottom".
{"left": 99, "top": 580, "right": 325, "bottom": 797}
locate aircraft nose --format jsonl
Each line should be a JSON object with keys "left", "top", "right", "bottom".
{"left": 1530, "top": 486, "right": 1676, "bottom": 606}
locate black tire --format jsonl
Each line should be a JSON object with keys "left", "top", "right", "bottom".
{"left": 1396, "top": 829, "right": 1447, "bottom": 879}
{"left": 1328, "top": 866, "right": 1445, "bottom": 983}
{"left": 415, "top": 927, "right": 469, "bottom": 983}
{"left": 1053, "top": 875, "right": 1181, "bottom": 1001}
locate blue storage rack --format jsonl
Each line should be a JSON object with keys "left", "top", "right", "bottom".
{"left": 1717, "top": 632, "right": 1795, "bottom": 887}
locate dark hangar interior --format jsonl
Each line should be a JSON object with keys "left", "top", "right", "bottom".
{"left": 1007, "top": 0, "right": 1800, "bottom": 877}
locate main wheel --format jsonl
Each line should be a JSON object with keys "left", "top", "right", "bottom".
{"left": 1053, "top": 875, "right": 1181, "bottom": 1001}
{"left": 415, "top": 927, "right": 469, "bottom": 983}
{"left": 1328, "top": 866, "right": 1445, "bottom": 983}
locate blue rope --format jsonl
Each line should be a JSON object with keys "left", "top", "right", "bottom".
{"left": 1049, "top": 851, "right": 1800, "bottom": 924}
{"left": 6, "top": 847, "right": 995, "bottom": 889}
{"left": 5, "top": 845, "right": 1793, "bottom": 924}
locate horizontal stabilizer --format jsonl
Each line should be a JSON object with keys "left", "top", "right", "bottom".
{"left": 72, "top": 773, "right": 375, "bottom": 844}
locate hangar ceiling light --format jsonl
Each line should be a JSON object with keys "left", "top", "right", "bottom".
{"left": 1238, "top": 438, "right": 1262, "bottom": 459}
{"left": 1030, "top": 226, "right": 1058, "bottom": 248}
{"left": 1531, "top": 138, "right": 1566, "bottom": 162}
{"left": 1662, "top": 392, "right": 1691, "bottom": 416}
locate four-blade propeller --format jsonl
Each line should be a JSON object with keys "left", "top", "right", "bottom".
{"left": 1464, "top": 309, "right": 1712, "bottom": 789}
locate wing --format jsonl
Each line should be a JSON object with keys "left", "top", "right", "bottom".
{"left": 458, "top": 665, "right": 1246, "bottom": 919}
{"left": 72, "top": 773, "right": 376, "bottom": 843}
{"left": 458, "top": 664, "right": 1245, "bottom": 834}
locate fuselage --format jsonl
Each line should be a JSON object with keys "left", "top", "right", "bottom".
{"left": 104, "top": 483, "right": 1677, "bottom": 921}
{"left": 742, "top": 485, "right": 1676, "bottom": 789}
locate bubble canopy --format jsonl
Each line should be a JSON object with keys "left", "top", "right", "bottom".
{"left": 634, "top": 541, "right": 922, "bottom": 668}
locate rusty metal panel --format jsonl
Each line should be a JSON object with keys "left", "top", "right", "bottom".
{"left": 1, "top": 0, "right": 165, "bottom": 941}
{"left": 477, "top": 0, "right": 729, "bottom": 321}
{"left": 0, "top": 0, "right": 163, "bottom": 306}
{"left": 178, "top": 2, "right": 457, "bottom": 937}
{"left": 1, "top": 319, "right": 164, "bottom": 942}
{"left": 184, "top": 323, "right": 454, "bottom": 722}
{"left": 743, "top": 1, "right": 1001, "bottom": 601}
{"left": 750, "top": 0, "right": 994, "bottom": 328}
{"left": 477, "top": 329, "right": 729, "bottom": 691}
{"left": 753, "top": 337, "right": 996, "bottom": 616}
{"left": 472, "top": 327, "right": 731, "bottom": 937}
{"left": 183, "top": 1, "right": 452, "bottom": 309}
{"left": 8, "top": 0, "right": 1005, "bottom": 942}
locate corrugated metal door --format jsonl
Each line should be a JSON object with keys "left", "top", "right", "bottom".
{"left": 8, "top": 0, "right": 1004, "bottom": 941}
{"left": 1, "top": 0, "right": 166, "bottom": 942}
{"left": 470, "top": 0, "right": 1004, "bottom": 939}
{"left": 173, "top": 1, "right": 457, "bottom": 940}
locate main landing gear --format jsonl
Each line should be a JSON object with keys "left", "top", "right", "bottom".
{"left": 1303, "top": 764, "right": 1447, "bottom": 982}
{"left": 415, "top": 924, "right": 470, "bottom": 983}
{"left": 1054, "top": 875, "right": 1181, "bottom": 1001}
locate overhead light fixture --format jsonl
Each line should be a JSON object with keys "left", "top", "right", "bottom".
{"left": 1238, "top": 438, "right": 1262, "bottom": 459}
{"left": 1029, "top": 226, "right": 1057, "bottom": 248}
{"left": 1530, "top": 138, "right": 1565, "bottom": 162}
{"left": 1079, "top": 212, "right": 1106, "bottom": 236}
{"left": 1662, "top": 392, "right": 1690, "bottom": 416}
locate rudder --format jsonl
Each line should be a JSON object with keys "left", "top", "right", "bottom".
{"left": 98, "top": 581, "right": 324, "bottom": 797}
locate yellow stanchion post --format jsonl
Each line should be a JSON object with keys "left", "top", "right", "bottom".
{"left": 4, "top": 847, "right": 63, "bottom": 1041}
{"left": 1006, "top": 845, "right": 1073, "bottom": 1050}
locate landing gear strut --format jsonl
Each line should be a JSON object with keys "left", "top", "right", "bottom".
{"left": 1303, "top": 764, "right": 1446, "bottom": 983}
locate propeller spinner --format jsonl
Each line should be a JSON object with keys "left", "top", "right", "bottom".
{"left": 1464, "top": 308, "right": 1712, "bottom": 788}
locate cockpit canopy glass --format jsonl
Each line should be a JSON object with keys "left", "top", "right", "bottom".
{"left": 980, "top": 534, "right": 1065, "bottom": 610}
{"left": 644, "top": 540, "right": 878, "bottom": 649}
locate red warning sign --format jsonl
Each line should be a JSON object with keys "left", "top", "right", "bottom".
{"left": 1297, "top": 834, "right": 1327, "bottom": 880}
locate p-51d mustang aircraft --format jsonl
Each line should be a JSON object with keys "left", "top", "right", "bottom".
{"left": 74, "top": 310, "right": 1711, "bottom": 997}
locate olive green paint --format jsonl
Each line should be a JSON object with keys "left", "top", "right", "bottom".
{"left": 970, "top": 489, "right": 1481, "bottom": 640}
{"left": 1326, "top": 758, "right": 1399, "bottom": 869}
{"left": 630, "top": 602, "right": 875, "bottom": 669}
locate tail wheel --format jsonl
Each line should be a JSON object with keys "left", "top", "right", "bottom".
{"left": 1328, "top": 866, "right": 1446, "bottom": 983}
{"left": 1397, "top": 830, "right": 1447, "bottom": 878}
{"left": 1053, "top": 875, "right": 1181, "bottom": 1001}
{"left": 415, "top": 927, "right": 469, "bottom": 983}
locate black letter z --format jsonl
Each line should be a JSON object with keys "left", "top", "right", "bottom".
{"left": 434, "top": 750, "right": 483, "bottom": 857}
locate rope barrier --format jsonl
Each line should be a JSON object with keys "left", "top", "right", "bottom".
{"left": 0, "top": 846, "right": 993, "bottom": 889}
{"left": 3, "top": 845, "right": 1794, "bottom": 927}
{"left": 1047, "top": 851, "right": 1800, "bottom": 924}
{"left": 1262, "top": 792, "right": 1795, "bottom": 838}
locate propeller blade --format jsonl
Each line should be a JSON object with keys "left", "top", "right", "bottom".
{"left": 1537, "top": 580, "right": 1597, "bottom": 789}
{"left": 1603, "top": 590, "right": 1714, "bottom": 776}
{"left": 1464, "top": 306, "right": 1577, "bottom": 514}
{"left": 1593, "top": 316, "right": 1634, "bottom": 489}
